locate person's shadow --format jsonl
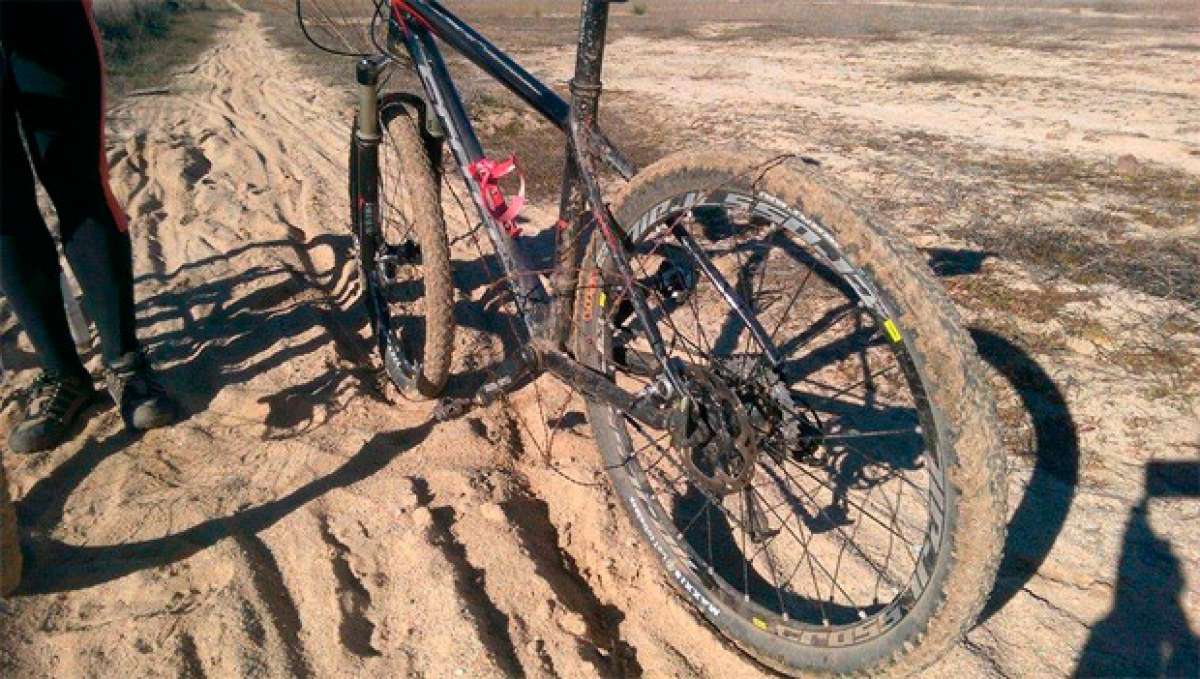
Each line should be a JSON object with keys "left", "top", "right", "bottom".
{"left": 1075, "top": 462, "right": 1200, "bottom": 678}
{"left": 928, "top": 248, "right": 1199, "bottom": 676}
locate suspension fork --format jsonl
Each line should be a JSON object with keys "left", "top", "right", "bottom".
{"left": 353, "top": 55, "right": 386, "bottom": 235}
{"left": 351, "top": 56, "right": 387, "bottom": 353}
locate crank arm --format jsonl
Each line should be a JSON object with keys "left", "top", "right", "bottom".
{"left": 432, "top": 352, "right": 536, "bottom": 422}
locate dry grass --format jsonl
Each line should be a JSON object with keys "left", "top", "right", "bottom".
{"left": 963, "top": 153, "right": 1200, "bottom": 230}
{"left": 93, "top": 0, "right": 225, "bottom": 94}
{"left": 965, "top": 218, "right": 1199, "bottom": 305}
{"left": 1154, "top": 42, "right": 1200, "bottom": 52}
{"left": 896, "top": 65, "right": 992, "bottom": 84}
{"left": 954, "top": 153, "right": 1200, "bottom": 303}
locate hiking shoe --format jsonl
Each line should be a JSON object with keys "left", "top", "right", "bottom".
{"left": 105, "top": 352, "right": 178, "bottom": 431}
{"left": 7, "top": 372, "right": 99, "bottom": 454}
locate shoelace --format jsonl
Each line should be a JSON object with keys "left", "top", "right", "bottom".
{"left": 27, "top": 374, "right": 80, "bottom": 419}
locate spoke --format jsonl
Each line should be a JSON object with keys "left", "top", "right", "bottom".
{"left": 823, "top": 438, "right": 927, "bottom": 497}
{"left": 683, "top": 284, "right": 716, "bottom": 357}
{"left": 876, "top": 476, "right": 906, "bottom": 604}
{"left": 752, "top": 487, "right": 863, "bottom": 617}
{"left": 651, "top": 291, "right": 709, "bottom": 367}
{"left": 773, "top": 462, "right": 911, "bottom": 593}
{"left": 751, "top": 233, "right": 777, "bottom": 311}
{"left": 705, "top": 502, "right": 715, "bottom": 580}
{"left": 831, "top": 476, "right": 875, "bottom": 609}
{"left": 769, "top": 267, "right": 815, "bottom": 344}
{"left": 620, "top": 417, "right": 673, "bottom": 470}
{"left": 799, "top": 427, "right": 922, "bottom": 442}
{"left": 801, "top": 363, "right": 899, "bottom": 405}
{"left": 739, "top": 491, "right": 751, "bottom": 601}
{"left": 775, "top": 449, "right": 924, "bottom": 545}
{"left": 778, "top": 303, "right": 859, "bottom": 365}
{"left": 676, "top": 494, "right": 714, "bottom": 539}
{"left": 758, "top": 522, "right": 790, "bottom": 618}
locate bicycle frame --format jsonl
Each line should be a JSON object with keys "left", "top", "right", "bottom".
{"left": 354, "top": 0, "right": 689, "bottom": 427}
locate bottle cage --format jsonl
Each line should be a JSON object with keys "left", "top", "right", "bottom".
{"left": 467, "top": 156, "right": 526, "bottom": 237}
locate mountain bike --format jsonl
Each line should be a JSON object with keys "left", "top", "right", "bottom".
{"left": 304, "top": 0, "right": 1008, "bottom": 674}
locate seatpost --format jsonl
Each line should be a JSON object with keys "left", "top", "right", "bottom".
{"left": 570, "top": 0, "right": 615, "bottom": 123}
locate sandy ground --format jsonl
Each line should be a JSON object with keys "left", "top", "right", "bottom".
{"left": 2, "top": 1, "right": 1198, "bottom": 677}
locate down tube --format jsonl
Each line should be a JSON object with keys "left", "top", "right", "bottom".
{"left": 399, "top": 23, "right": 551, "bottom": 336}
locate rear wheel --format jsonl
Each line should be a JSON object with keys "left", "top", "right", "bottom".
{"left": 350, "top": 95, "right": 454, "bottom": 398}
{"left": 574, "top": 152, "right": 1006, "bottom": 675}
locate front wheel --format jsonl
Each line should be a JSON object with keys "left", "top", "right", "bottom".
{"left": 574, "top": 151, "right": 1006, "bottom": 676}
{"left": 349, "top": 95, "right": 454, "bottom": 398}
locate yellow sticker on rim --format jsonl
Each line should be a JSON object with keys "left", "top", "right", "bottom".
{"left": 598, "top": 292, "right": 607, "bottom": 308}
{"left": 883, "top": 319, "right": 902, "bottom": 343}
{"left": 752, "top": 617, "right": 768, "bottom": 630}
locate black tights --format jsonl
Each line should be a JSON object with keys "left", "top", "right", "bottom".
{"left": 1, "top": 0, "right": 139, "bottom": 379}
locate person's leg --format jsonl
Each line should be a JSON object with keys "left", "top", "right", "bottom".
{"left": 0, "top": 67, "right": 91, "bottom": 382}
{"left": 4, "top": 0, "right": 176, "bottom": 430}
{"left": 1, "top": 59, "right": 100, "bottom": 454}
{"left": 6, "top": 1, "right": 139, "bottom": 366}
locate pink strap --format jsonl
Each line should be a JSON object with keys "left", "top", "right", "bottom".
{"left": 468, "top": 156, "right": 526, "bottom": 236}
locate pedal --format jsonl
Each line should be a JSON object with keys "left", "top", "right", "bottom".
{"left": 430, "top": 353, "right": 536, "bottom": 423}
{"left": 433, "top": 397, "right": 471, "bottom": 422}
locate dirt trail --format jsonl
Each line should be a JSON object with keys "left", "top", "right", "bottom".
{"left": 2, "top": 3, "right": 1197, "bottom": 678}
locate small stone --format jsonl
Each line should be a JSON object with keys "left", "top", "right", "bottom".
{"left": 1115, "top": 153, "right": 1141, "bottom": 177}
{"left": 480, "top": 503, "right": 506, "bottom": 523}
{"left": 557, "top": 611, "right": 588, "bottom": 636}
{"left": 410, "top": 506, "right": 433, "bottom": 531}
{"left": 493, "top": 111, "right": 519, "bottom": 129}
{"left": 394, "top": 486, "right": 420, "bottom": 510}
{"left": 1045, "top": 120, "right": 1072, "bottom": 140}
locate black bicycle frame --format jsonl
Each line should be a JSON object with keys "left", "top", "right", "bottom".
{"left": 366, "top": 0, "right": 690, "bottom": 422}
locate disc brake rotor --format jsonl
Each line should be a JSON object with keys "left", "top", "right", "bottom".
{"left": 672, "top": 365, "right": 760, "bottom": 497}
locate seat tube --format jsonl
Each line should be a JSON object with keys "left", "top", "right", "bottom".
{"left": 549, "top": 1, "right": 613, "bottom": 346}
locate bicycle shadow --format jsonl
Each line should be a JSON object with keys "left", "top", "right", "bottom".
{"left": 919, "top": 247, "right": 1084, "bottom": 621}
{"left": 8, "top": 234, "right": 435, "bottom": 593}
{"left": 929, "top": 249, "right": 1199, "bottom": 675}
{"left": 133, "top": 233, "right": 385, "bottom": 425}
{"left": 17, "top": 422, "right": 432, "bottom": 593}
{"left": 970, "top": 328, "right": 1080, "bottom": 621}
